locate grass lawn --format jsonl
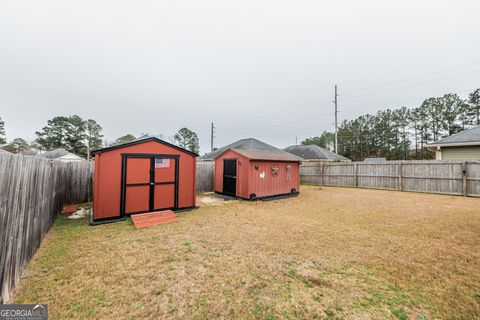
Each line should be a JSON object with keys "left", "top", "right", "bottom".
{"left": 13, "top": 186, "right": 480, "bottom": 319}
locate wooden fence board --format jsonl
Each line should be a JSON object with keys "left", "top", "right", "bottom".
{"left": 196, "top": 161, "right": 214, "bottom": 193}
{"left": 466, "top": 162, "right": 480, "bottom": 197}
{"left": 299, "top": 161, "right": 323, "bottom": 185}
{"left": 300, "top": 160, "right": 480, "bottom": 198}
{"left": 323, "top": 163, "right": 355, "bottom": 187}
{"left": 0, "top": 153, "right": 92, "bottom": 303}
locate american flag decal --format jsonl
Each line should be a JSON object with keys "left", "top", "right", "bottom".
{"left": 155, "top": 158, "right": 170, "bottom": 168}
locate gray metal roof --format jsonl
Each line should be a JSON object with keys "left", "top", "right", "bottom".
{"left": 428, "top": 125, "right": 480, "bottom": 146}
{"left": 40, "top": 148, "right": 72, "bottom": 159}
{"left": 201, "top": 138, "right": 288, "bottom": 160}
{"left": 283, "top": 144, "right": 350, "bottom": 161}
{"left": 229, "top": 148, "right": 302, "bottom": 162}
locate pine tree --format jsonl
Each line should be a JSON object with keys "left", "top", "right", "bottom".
{"left": 3, "top": 138, "right": 31, "bottom": 154}
{"left": 0, "top": 117, "right": 5, "bottom": 145}
{"left": 174, "top": 128, "right": 199, "bottom": 154}
{"left": 468, "top": 89, "right": 480, "bottom": 125}
{"left": 85, "top": 119, "right": 103, "bottom": 160}
{"left": 35, "top": 115, "right": 103, "bottom": 158}
{"left": 114, "top": 134, "right": 136, "bottom": 145}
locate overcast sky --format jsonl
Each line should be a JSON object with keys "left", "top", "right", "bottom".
{"left": 1, "top": 0, "right": 479, "bottom": 154}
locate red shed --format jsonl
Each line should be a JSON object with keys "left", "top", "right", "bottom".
{"left": 214, "top": 148, "right": 301, "bottom": 200}
{"left": 91, "top": 137, "right": 197, "bottom": 223}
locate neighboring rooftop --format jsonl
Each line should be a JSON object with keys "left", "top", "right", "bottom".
{"left": 227, "top": 148, "right": 302, "bottom": 162}
{"left": 283, "top": 144, "right": 350, "bottom": 161}
{"left": 202, "top": 138, "right": 289, "bottom": 160}
{"left": 40, "top": 148, "right": 72, "bottom": 159}
{"left": 428, "top": 125, "right": 480, "bottom": 146}
{"left": 133, "top": 134, "right": 164, "bottom": 142}
{"left": 0, "top": 149, "right": 12, "bottom": 154}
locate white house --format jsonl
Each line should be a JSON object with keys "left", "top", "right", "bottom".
{"left": 40, "top": 148, "right": 85, "bottom": 162}
{"left": 427, "top": 126, "right": 480, "bottom": 160}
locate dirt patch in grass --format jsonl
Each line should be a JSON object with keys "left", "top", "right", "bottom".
{"left": 14, "top": 186, "right": 480, "bottom": 319}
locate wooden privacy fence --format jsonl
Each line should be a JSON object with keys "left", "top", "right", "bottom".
{"left": 196, "top": 160, "right": 215, "bottom": 193}
{"left": 300, "top": 160, "right": 480, "bottom": 197}
{"left": 0, "top": 153, "right": 93, "bottom": 303}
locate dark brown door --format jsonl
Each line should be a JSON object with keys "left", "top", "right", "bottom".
{"left": 223, "top": 159, "right": 237, "bottom": 196}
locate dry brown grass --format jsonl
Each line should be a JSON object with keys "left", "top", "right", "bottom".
{"left": 14, "top": 186, "right": 480, "bottom": 319}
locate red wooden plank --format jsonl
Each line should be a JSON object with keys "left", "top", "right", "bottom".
{"left": 63, "top": 204, "right": 79, "bottom": 213}
{"left": 131, "top": 210, "right": 179, "bottom": 229}
{"left": 135, "top": 218, "right": 179, "bottom": 229}
{"left": 131, "top": 210, "right": 174, "bottom": 219}
{"left": 131, "top": 211, "right": 175, "bottom": 222}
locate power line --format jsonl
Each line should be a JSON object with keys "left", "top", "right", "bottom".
{"left": 218, "top": 86, "right": 480, "bottom": 144}
{"left": 215, "top": 59, "right": 480, "bottom": 143}
{"left": 340, "top": 61, "right": 480, "bottom": 96}
{"left": 220, "top": 72, "right": 479, "bottom": 135}
{"left": 222, "top": 98, "right": 332, "bottom": 132}
{"left": 340, "top": 70, "right": 480, "bottom": 101}
{"left": 340, "top": 88, "right": 475, "bottom": 113}
{"left": 218, "top": 100, "right": 332, "bottom": 134}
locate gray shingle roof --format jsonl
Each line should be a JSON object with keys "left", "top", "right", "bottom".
{"left": 283, "top": 144, "right": 350, "bottom": 161}
{"left": 429, "top": 125, "right": 480, "bottom": 146}
{"left": 229, "top": 148, "right": 302, "bottom": 162}
{"left": 40, "top": 148, "right": 71, "bottom": 159}
{"left": 201, "top": 138, "right": 287, "bottom": 160}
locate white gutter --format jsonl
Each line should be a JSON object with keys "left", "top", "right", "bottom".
{"left": 426, "top": 141, "right": 480, "bottom": 148}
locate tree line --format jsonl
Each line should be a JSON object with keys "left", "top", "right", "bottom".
{"left": 0, "top": 115, "right": 200, "bottom": 158}
{"left": 302, "top": 89, "right": 480, "bottom": 161}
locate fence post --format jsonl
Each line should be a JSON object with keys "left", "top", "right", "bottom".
{"left": 353, "top": 163, "right": 358, "bottom": 187}
{"left": 320, "top": 163, "right": 324, "bottom": 186}
{"left": 398, "top": 162, "right": 403, "bottom": 191}
{"left": 462, "top": 161, "right": 467, "bottom": 197}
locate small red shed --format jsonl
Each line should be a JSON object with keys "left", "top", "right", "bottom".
{"left": 214, "top": 148, "right": 301, "bottom": 200}
{"left": 91, "top": 137, "right": 197, "bottom": 223}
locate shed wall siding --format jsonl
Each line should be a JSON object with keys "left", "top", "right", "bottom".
{"left": 441, "top": 146, "right": 480, "bottom": 160}
{"left": 248, "top": 161, "right": 300, "bottom": 198}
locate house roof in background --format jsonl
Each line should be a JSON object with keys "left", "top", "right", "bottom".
{"left": 226, "top": 148, "right": 302, "bottom": 162}
{"left": 428, "top": 125, "right": 480, "bottom": 147}
{"left": 133, "top": 134, "right": 164, "bottom": 142}
{"left": 0, "top": 148, "right": 12, "bottom": 154}
{"left": 283, "top": 144, "right": 350, "bottom": 161}
{"left": 40, "top": 148, "right": 76, "bottom": 159}
{"left": 201, "top": 138, "right": 287, "bottom": 160}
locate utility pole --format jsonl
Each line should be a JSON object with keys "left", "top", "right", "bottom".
{"left": 210, "top": 122, "right": 215, "bottom": 152}
{"left": 295, "top": 136, "right": 298, "bottom": 145}
{"left": 334, "top": 85, "right": 338, "bottom": 153}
